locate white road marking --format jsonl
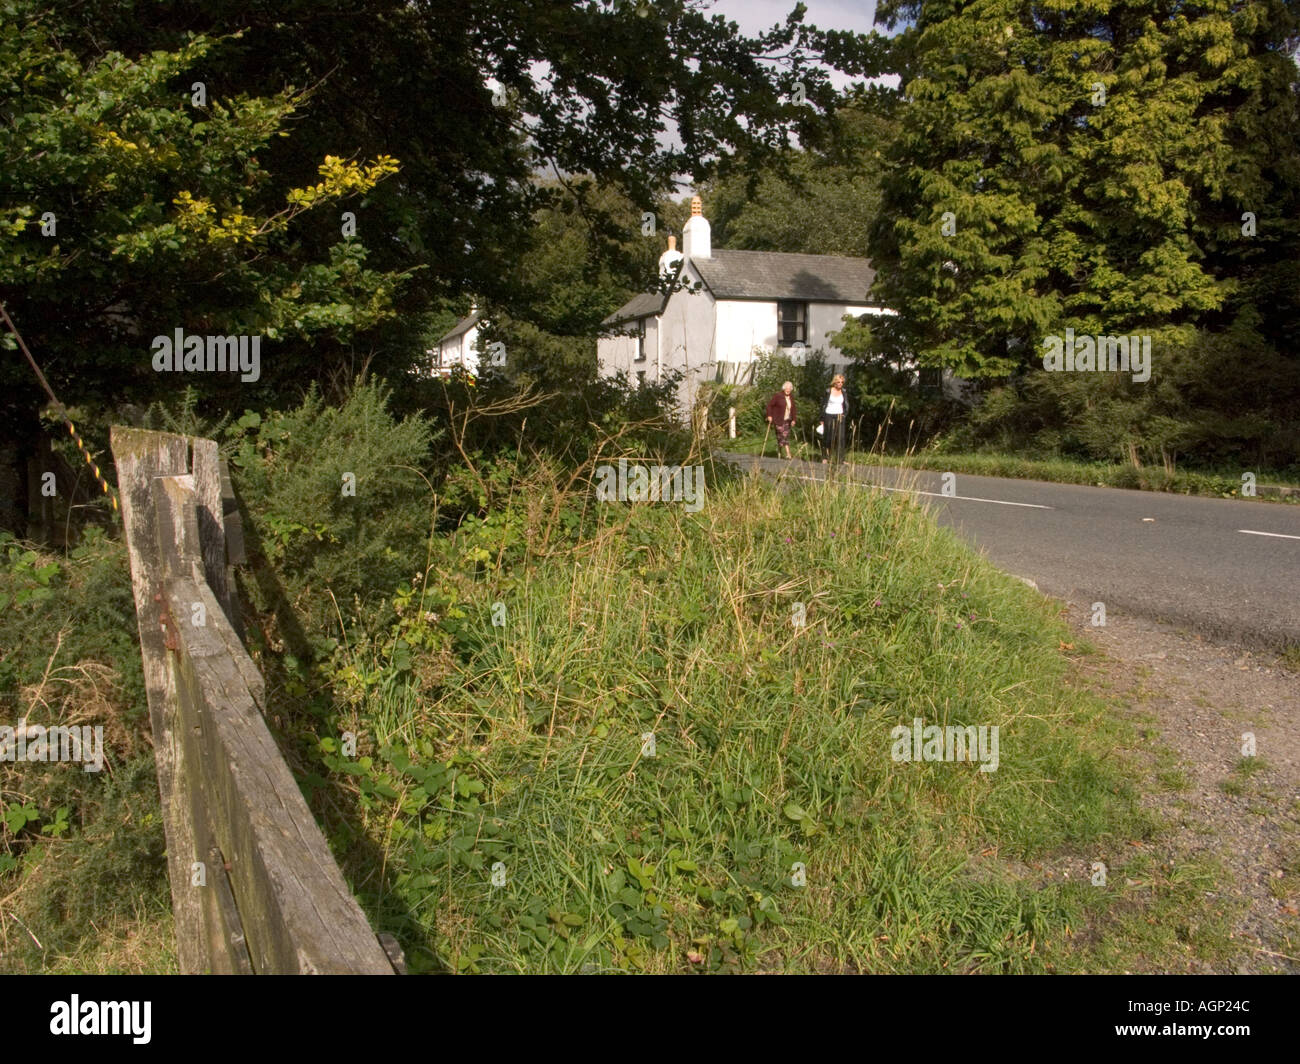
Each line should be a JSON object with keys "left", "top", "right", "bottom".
{"left": 783, "top": 473, "right": 1053, "bottom": 509}
{"left": 1238, "top": 529, "right": 1300, "bottom": 541}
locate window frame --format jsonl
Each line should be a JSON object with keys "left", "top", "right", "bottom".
{"left": 633, "top": 318, "right": 648, "bottom": 362}
{"left": 777, "top": 301, "right": 808, "bottom": 347}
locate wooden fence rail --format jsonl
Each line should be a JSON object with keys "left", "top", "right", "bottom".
{"left": 110, "top": 426, "right": 398, "bottom": 974}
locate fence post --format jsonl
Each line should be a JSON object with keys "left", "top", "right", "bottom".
{"left": 112, "top": 427, "right": 393, "bottom": 973}
{"left": 190, "top": 438, "right": 233, "bottom": 623}
{"left": 109, "top": 426, "right": 208, "bottom": 974}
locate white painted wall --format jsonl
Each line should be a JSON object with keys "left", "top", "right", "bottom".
{"left": 712, "top": 302, "right": 897, "bottom": 374}
{"left": 598, "top": 318, "right": 659, "bottom": 381}
{"left": 644, "top": 317, "right": 660, "bottom": 383}
{"left": 810, "top": 305, "right": 894, "bottom": 370}
{"left": 435, "top": 324, "right": 480, "bottom": 375}
{"left": 715, "top": 300, "right": 778, "bottom": 364}
{"left": 659, "top": 261, "right": 717, "bottom": 411}
{"left": 598, "top": 329, "right": 637, "bottom": 378}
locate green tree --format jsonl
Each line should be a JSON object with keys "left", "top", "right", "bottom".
{"left": 705, "top": 99, "right": 897, "bottom": 258}
{"left": 502, "top": 178, "right": 681, "bottom": 338}
{"left": 871, "top": 0, "right": 1300, "bottom": 375}
{"left": 2, "top": 0, "right": 882, "bottom": 530}
{"left": 868, "top": 0, "right": 1300, "bottom": 465}
{"left": 0, "top": 5, "right": 413, "bottom": 531}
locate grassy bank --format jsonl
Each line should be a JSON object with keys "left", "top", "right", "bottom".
{"left": 316, "top": 469, "right": 1229, "bottom": 973}
{"left": 724, "top": 434, "right": 1300, "bottom": 500}
{"left": 0, "top": 529, "right": 174, "bottom": 974}
{"left": 0, "top": 462, "right": 1237, "bottom": 973}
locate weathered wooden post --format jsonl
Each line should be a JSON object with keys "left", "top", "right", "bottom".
{"left": 111, "top": 427, "right": 395, "bottom": 974}
{"left": 111, "top": 427, "right": 203, "bottom": 971}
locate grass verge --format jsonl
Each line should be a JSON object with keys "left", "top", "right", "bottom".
{"left": 316, "top": 467, "right": 1230, "bottom": 973}
{"left": 724, "top": 434, "right": 1300, "bottom": 501}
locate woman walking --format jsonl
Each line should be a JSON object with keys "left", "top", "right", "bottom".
{"left": 764, "top": 381, "right": 797, "bottom": 460}
{"left": 820, "top": 374, "right": 849, "bottom": 467}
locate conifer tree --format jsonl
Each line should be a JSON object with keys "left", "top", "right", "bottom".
{"left": 871, "top": 0, "right": 1300, "bottom": 380}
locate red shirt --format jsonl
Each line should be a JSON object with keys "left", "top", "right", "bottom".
{"left": 765, "top": 392, "right": 796, "bottom": 424}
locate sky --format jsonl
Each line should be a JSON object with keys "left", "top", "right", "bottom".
{"left": 707, "top": 0, "right": 899, "bottom": 93}
{"left": 708, "top": 0, "right": 881, "bottom": 40}
{"left": 498, "top": 1, "right": 899, "bottom": 192}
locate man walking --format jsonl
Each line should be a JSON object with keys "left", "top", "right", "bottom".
{"left": 765, "top": 381, "right": 797, "bottom": 459}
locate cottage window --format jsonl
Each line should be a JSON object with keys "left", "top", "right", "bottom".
{"left": 778, "top": 302, "right": 808, "bottom": 346}
{"left": 634, "top": 319, "right": 647, "bottom": 361}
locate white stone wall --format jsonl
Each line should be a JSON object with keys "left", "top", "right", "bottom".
{"left": 597, "top": 319, "right": 658, "bottom": 381}
{"left": 712, "top": 301, "right": 897, "bottom": 376}
{"left": 658, "top": 261, "right": 718, "bottom": 412}
{"left": 436, "top": 324, "right": 480, "bottom": 375}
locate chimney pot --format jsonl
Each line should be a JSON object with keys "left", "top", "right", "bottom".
{"left": 682, "top": 196, "right": 710, "bottom": 259}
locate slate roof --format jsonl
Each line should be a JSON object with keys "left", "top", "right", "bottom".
{"left": 437, "top": 310, "right": 482, "bottom": 343}
{"left": 693, "top": 249, "right": 877, "bottom": 302}
{"left": 601, "top": 249, "right": 878, "bottom": 327}
{"left": 601, "top": 291, "right": 668, "bottom": 328}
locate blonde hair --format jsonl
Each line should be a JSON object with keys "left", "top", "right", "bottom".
{"left": 831, "top": 374, "right": 845, "bottom": 388}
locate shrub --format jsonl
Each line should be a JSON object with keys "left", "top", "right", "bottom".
{"left": 949, "top": 324, "right": 1300, "bottom": 472}
{"left": 702, "top": 349, "right": 832, "bottom": 447}
{"left": 228, "top": 378, "right": 438, "bottom": 643}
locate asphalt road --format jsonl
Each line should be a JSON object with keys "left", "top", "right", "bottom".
{"left": 719, "top": 451, "right": 1300, "bottom": 652}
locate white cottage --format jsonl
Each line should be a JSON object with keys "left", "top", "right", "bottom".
{"left": 428, "top": 307, "right": 482, "bottom": 377}
{"left": 598, "top": 196, "right": 895, "bottom": 412}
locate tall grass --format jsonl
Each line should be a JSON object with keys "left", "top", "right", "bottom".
{"left": 0, "top": 529, "right": 172, "bottom": 974}
{"left": 323, "top": 466, "right": 1156, "bottom": 973}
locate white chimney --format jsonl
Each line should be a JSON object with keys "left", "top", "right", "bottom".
{"left": 681, "top": 195, "right": 710, "bottom": 260}
{"left": 658, "top": 234, "right": 684, "bottom": 278}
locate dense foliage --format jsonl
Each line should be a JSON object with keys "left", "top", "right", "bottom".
{"left": 865, "top": 0, "right": 1300, "bottom": 468}
{"left": 1, "top": 0, "right": 874, "bottom": 531}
